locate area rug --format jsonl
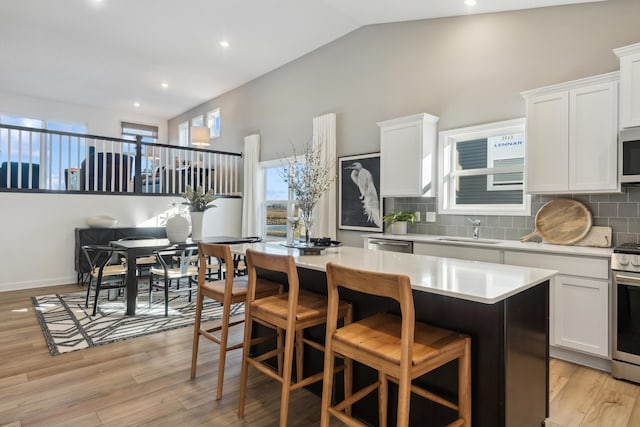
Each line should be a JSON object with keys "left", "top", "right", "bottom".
{"left": 32, "top": 287, "right": 244, "bottom": 356}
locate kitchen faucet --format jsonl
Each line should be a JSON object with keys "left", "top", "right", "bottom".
{"left": 467, "top": 217, "right": 481, "bottom": 240}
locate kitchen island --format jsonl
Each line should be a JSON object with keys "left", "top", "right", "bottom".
{"left": 231, "top": 243, "right": 556, "bottom": 427}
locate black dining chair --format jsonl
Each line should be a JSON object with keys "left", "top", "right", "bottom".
{"left": 149, "top": 246, "right": 199, "bottom": 316}
{"left": 117, "top": 236, "right": 158, "bottom": 279}
{"left": 81, "top": 244, "right": 128, "bottom": 316}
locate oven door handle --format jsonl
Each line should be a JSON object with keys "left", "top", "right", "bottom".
{"left": 615, "top": 274, "right": 640, "bottom": 286}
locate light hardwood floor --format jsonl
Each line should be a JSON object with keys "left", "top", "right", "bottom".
{"left": 2, "top": 283, "right": 640, "bottom": 426}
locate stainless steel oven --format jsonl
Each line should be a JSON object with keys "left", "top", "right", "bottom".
{"left": 612, "top": 244, "right": 640, "bottom": 383}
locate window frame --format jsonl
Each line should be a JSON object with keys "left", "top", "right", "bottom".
{"left": 437, "top": 118, "right": 531, "bottom": 216}
{"left": 259, "top": 156, "right": 303, "bottom": 241}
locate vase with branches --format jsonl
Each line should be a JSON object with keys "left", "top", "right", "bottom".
{"left": 281, "top": 140, "right": 335, "bottom": 245}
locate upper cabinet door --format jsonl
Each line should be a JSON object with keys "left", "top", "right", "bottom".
{"left": 378, "top": 113, "right": 439, "bottom": 197}
{"left": 569, "top": 81, "right": 618, "bottom": 192}
{"left": 525, "top": 91, "right": 570, "bottom": 193}
{"left": 615, "top": 42, "right": 640, "bottom": 129}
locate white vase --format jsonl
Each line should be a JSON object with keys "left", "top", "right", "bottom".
{"left": 190, "top": 211, "right": 204, "bottom": 241}
{"left": 390, "top": 221, "right": 407, "bottom": 235}
{"left": 166, "top": 214, "right": 190, "bottom": 243}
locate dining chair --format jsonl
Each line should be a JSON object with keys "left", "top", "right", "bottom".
{"left": 321, "top": 262, "right": 472, "bottom": 427}
{"left": 149, "top": 246, "right": 199, "bottom": 316}
{"left": 117, "top": 236, "right": 157, "bottom": 278}
{"left": 238, "top": 249, "right": 353, "bottom": 427}
{"left": 81, "top": 244, "right": 128, "bottom": 316}
{"left": 190, "top": 242, "right": 281, "bottom": 400}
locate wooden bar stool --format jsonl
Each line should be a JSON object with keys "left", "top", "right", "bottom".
{"left": 321, "top": 262, "right": 472, "bottom": 427}
{"left": 190, "top": 242, "right": 281, "bottom": 400}
{"left": 238, "top": 249, "right": 353, "bottom": 427}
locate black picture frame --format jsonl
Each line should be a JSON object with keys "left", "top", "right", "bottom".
{"left": 338, "top": 153, "right": 383, "bottom": 231}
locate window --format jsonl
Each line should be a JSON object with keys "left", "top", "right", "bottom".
{"left": 438, "top": 118, "right": 530, "bottom": 216}
{"left": 1, "top": 115, "right": 87, "bottom": 190}
{"left": 121, "top": 122, "right": 159, "bottom": 175}
{"left": 207, "top": 108, "right": 221, "bottom": 139}
{"left": 121, "top": 122, "right": 158, "bottom": 144}
{"left": 260, "top": 157, "right": 302, "bottom": 241}
{"left": 191, "top": 115, "right": 204, "bottom": 127}
{"left": 178, "top": 121, "right": 189, "bottom": 147}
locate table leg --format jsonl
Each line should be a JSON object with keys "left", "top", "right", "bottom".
{"left": 125, "top": 250, "right": 139, "bottom": 315}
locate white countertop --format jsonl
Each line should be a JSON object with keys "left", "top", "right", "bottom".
{"left": 365, "top": 233, "right": 613, "bottom": 258}
{"left": 230, "top": 242, "right": 556, "bottom": 305}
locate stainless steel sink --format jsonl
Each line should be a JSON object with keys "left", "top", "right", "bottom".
{"left": 435, "top": 237, "right": 501, "bottom": 244}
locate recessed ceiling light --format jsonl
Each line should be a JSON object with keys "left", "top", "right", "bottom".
{"left": 133, "top": 102, "right": 140, "bottom": 108}
{"left": 219, "top": 40, "right": 230, "bottom": 48}
{"left": 464, "top": 0, "right": 477, "bottom": 5}
{"left": 161, "top": 82, "right": 168, "bottom": 89}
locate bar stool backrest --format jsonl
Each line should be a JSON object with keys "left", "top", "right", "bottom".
{"left": 245, "top": 248, "right": 299, "bottom": 314}
{"left": 325, "top": 262, "right": 416, "bottom": 365}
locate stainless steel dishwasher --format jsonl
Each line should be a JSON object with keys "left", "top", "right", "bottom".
{"left": 367, "top": 238, "right": 413, "bottom": 253}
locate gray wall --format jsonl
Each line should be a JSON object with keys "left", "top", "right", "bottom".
{"left": 169, "top": 0, "right": 640, "bottom": 247}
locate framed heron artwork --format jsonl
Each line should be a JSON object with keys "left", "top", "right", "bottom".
{"left": 338, "top": 152, "right": 382, "bottom": 232}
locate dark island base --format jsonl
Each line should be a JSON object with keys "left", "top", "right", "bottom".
{"left": 254, "top": 267, "right": 549, "bottom": 427}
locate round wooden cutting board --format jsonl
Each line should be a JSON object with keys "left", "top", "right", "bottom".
{"left": 519, "top": 198, "right": 592, "bottom": 245}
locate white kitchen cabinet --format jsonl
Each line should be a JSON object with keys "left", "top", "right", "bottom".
{"left": 378, "top": 113, "right": 439, "bottom": 197}
{"left": 553, "top": 275, "right": 609, "bottom": 357}
{"left": 522, "top": 72, "right": 619, "bottom": 194}
{"left": 504, "top": 250, "right": 610, "bottom": 358}
{"left": 414, "top": 242, "right": 501, "bottom": 263}
{"left": 614, "top": 42, "right": 640, "bottom": 129}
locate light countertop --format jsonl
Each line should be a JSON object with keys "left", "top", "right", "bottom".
{"left": 230, "top": 242, "right": 556, "bottom": 305}
{"left": 365, "top": 233, "right": 613, "bottom": 258}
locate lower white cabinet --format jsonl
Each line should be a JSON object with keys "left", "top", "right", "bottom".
{"left": 504, "top": 251, "right": 610, "bottom": 359}
{"left": 553, "top": 274, "right": 609, "bottom": 357}
{"left": 413, "top": 242, "right": 501, "bottom": 263}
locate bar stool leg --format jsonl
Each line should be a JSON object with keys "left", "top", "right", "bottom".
{"left": 396, "top": 371, "right": 411, "bottom": 427}
{"left": 238, "top": 315, "right": 253, "bottom": 419}
{"left": 344, "top": 305, "right": 353, "bottom": 417}
{"left": 379, "top": 371, "right": 388, "bottom": 427}
{"left": 277, "top": 327, "right": 284, "bottom": 376}
{"left": 459, "top": 337, "right": 472, "bottom": 425}
{"left": 216, "top": 299, "right": 233, "bottom": 400}
{"left": 190, "top": 291, "right": 204, "bottom": 378}
{"left": 319, "top": 336, "right": 336, "bottom": 427}
{"left": 279, "top": 327, "right": 296, "bottom": 427}
{"left": 295, "top": 330, "right": 304, "bottom": 382}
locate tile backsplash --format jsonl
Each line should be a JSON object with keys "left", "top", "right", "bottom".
{"left": 387, "top": 186, "right": 640, "bottom": 247}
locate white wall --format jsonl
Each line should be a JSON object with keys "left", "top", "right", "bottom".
{"left": 0, "top": 192, "right": 242, "bottom": 292}
{"left": 0, "top": 92, "right": 168, "bottom": 142}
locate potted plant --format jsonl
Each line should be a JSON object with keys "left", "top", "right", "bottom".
{"left": 180, "top": 185, "right": 217, "bottom": 241}
{"left": 383, "top": 211, "right": 415, "bottom": 235}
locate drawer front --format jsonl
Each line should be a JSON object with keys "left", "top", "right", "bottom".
{"left": 504, "top": 250, "right": 609, "bottom": 279}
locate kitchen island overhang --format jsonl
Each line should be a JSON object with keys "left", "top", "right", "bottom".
{"left": 231, "top": 243, "right": 556, "bottom": 427}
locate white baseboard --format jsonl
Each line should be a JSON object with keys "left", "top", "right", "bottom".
{"left": 0, "top": 276, "right": 77, "bottom": 292}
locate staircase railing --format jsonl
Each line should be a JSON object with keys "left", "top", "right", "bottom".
{"left": 0, "top": 124, "right": 242, "bottom": 196}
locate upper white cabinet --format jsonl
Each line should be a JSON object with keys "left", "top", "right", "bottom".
{"left": 615, "top": 42, "right": 640, "bottom": 129}
{"left": 378, "top": 113, "right": 439, "bottom": 197}
{"left": 522, "top": 72, "right": 619, "bottom": 194}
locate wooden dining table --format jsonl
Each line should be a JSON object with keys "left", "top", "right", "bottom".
{"left": 111, "top": 235, "right": 261, "bottom": 315}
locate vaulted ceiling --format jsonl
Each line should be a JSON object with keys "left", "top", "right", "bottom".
{"left": 0, "top": 0, "right": 603, "bottom": 119}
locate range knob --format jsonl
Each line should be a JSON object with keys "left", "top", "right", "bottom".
{"left": 632, "top": 256, "right": 640, "bottom": 267}
{"left": 619, "top": 255, "right": 630, "bottom": 266}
